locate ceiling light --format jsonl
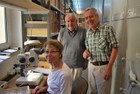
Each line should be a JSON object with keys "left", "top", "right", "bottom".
{"left": 76, "top": 10, "right": 83, "bottom": 14}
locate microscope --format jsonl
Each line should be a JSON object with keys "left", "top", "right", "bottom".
{"left": 15, "top": 49, "right": 43, "bottom": 86}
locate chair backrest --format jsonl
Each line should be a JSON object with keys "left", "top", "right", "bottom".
{"left": 71, "top": 76, "right": 88, "bottom": 94}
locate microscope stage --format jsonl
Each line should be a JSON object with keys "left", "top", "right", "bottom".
{"left": 16, "top": 72, "right": 43, "bottom": 86}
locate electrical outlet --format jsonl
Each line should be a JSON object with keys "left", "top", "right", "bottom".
{"left": 127, "top": 8, "right": 135, "bottom": 18}
{"left": 136, "top": 52, "right": 140, "bottom": 59}
{"left": 129, "top": 70, "right": 136, "bottom": 80}
{"left": 129, "top": 70, "right": 137, "bottom": 87}
{"left": 130, "top": 80, "right": 137, "bottom": 87}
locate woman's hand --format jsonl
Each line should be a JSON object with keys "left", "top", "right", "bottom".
{"left": 32, "top": 86, "right": 47, "bottom": 94}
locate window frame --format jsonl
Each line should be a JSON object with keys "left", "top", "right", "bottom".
{"left": 0, "top": 6, "right": 9, "bottom": 50}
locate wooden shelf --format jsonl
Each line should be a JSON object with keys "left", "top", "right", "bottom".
{"left": 22, "top": 11, "right": 50, "bottom": 38}
{"left": 0, "top": 0, "right": 49, "bottom": 11}
{"left": 26, "top": 21, "right": 47, "bottom": 24}
{"left": 25, "top": 21, "right": 48, "bottom": 28}
{"left": 50, "top": 4, "right": 65, "bottom": 15}
{"left": 31, "top": 0, "right": 65, "bottom": 15}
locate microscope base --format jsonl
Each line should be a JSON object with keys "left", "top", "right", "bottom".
{"left": 16, "top": 72, "right": 43, "bottom": 86}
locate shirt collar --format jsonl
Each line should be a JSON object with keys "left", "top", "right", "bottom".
{"left": 88, "top": 26, "right": 99, "bottom": 33}
{"left": 67, "top": 26, "right": 78, "bottom": 32}
{"left": 67, "top": 26, "right": 78, "bottom": 37}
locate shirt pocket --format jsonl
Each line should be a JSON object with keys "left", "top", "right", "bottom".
{"left": 98, "top": 37, "right": 107, "bottom": 50}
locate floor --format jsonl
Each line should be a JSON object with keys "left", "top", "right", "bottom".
{"left": 81, "top": 68, "right": 88, "bottom": 94}
{"left": 82, "top": 68, "right": 88, "bottom": 81}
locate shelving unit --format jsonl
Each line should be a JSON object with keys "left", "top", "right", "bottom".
{"left": 22, "top": 0, "right": 66, "bottom": 47}
{"left": 31, "top": 0, "right": 66, "bottom": 26}
{"left": 23, "top": 11, "right": 50, "bottom": 38}
{"left": 22, "top": 11, "right": 51, "bottom": 48}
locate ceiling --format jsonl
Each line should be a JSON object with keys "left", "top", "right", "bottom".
{"left": 30, "top": 0, "right": 95, "bottom": 15}
{"left": 0, "top": 0, "right": 49, "bottom": 11}
{"left": 66, "top": 0, "right": 94, "bottom": 14}
{"left": 0, "top": 0, "right": 102, "bottom": 15}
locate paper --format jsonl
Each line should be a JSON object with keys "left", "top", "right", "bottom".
{"left": 3, "top": 49, "right": 17, "bottom": 53}
{"left": 33, "top": 67, "right": 50, "bottom": 75}
{"left": 0, "top": 52, "right": 11, "bottom": 56}
{"left": 0, "top": 55, "right": 10, "bottom": 60}
{"left": 0, "top": 59, "right": 4, "bottom": 63}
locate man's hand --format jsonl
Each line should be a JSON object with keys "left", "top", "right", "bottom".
{"left": 104, "top": 65, "right": 112, "bottom": 81}
{"left": 83, "top": 49, "right": 90, "bottom": 59}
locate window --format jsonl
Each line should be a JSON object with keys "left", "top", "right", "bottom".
{"left": 0, "top": 6, "right": 7, "bottom": 44}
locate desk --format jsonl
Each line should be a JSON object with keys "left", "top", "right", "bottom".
{"left": 6, "top": 74, "right": 47, "bottom": 88}
{"left": 0, "top": 74, "right": 47, "bottom": 94}
{"left": 9, "top": 74, "right": 47, "bottom": 88}
{"left": 0, "top": 61, "right": 49, "bottom": 93}
{"left": 38, "top": 61, "right": 50, "bottom": 68}
{"left": 6, "top": 61, "right": 49, "bottom": 88}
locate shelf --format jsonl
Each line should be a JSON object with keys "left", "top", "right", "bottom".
{"left": 31, "top": 0, "right": 65, "bottom": 15}
{"left": 27, "top": 32, "right": 59, "bottom": 38}
{"left": 23, "top": 11, "right": 49, "bottom": 14}
{"left": 50, "top": 4, "right": 65, "bottom": 15}
{"left": 26, "top": 21, "right": 47, "bottom": 24}
{"left": 25, "top": 21, "right": 47, "bottom": 28}
{"left": 22, "top": 0, "right": 63, "bottom": 45}
{"left": 25, "top": 24, "right": 48, "bottom": 28}
{"left": 0, "top": 0, "right": 49, "bottom": 11}
{"left": 22, "top": 10, "right": 51, "bottom": 38}
{"left": 26, "top": 28, "right": 48, "bottom": 37}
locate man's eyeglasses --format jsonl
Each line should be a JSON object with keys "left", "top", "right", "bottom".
{"left": 45, "top": 50, "right": 59, "bottom": 54}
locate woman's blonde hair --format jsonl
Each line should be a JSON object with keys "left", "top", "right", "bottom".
{"left": 44, "top": 39, "right": 63, "bottom": 55}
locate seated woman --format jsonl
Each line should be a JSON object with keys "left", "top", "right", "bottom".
{"left": 32, "top": 40, "right": 72, "bottom": 94}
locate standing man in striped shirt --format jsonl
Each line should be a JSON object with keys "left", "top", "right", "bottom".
{"left": 83, "top": 7, "right": 119, "bottom": 94}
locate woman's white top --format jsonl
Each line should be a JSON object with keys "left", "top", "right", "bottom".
{"left": 47, "top": 63, "right": 72, "bottom": 94}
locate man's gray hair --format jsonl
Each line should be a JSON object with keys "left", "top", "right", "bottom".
{"left": 84, "top": 7, "right": 98, "bottom": 16}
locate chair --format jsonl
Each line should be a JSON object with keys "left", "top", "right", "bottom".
{"left": 71, "top": 76, "right": 88, "bottom": 94}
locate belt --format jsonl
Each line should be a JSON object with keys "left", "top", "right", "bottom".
{"left": 90, "top": 61, "right": 108, "bottom": 66}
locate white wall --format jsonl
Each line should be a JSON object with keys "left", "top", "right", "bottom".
{"left": 0, "top": 53, "right": 19, "bottom": 80}
{"left": 0, "top": 8, "right": 23, "bottom": 80}
{"left": 7, "top": 8, "right": 23, "bottom": 48}
{"left": 103, "top": 0, "right": 140, "bottom": 94}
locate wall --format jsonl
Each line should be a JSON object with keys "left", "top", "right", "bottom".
{"left": 0, "top": 8, "right": 23, "bottom": 80}
{"left": 103, "top": 0, "right": 140, "bottom": 94}
{"left": 92, "top": 0, "right": 103, "bottom": 23}
{"left": 0, "top": 52, "right": 19, "bottom": 80}
{"left": 7, "top": 8, "right": 23, "bottom": 48}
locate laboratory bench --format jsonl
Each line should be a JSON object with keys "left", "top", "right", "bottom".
{"left": 0, "top": 61, "right": 50, "bottom": 94}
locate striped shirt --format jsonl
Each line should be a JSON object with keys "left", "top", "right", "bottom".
{"left": 85, "top": 24, "right": 119, "bottom": 62}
